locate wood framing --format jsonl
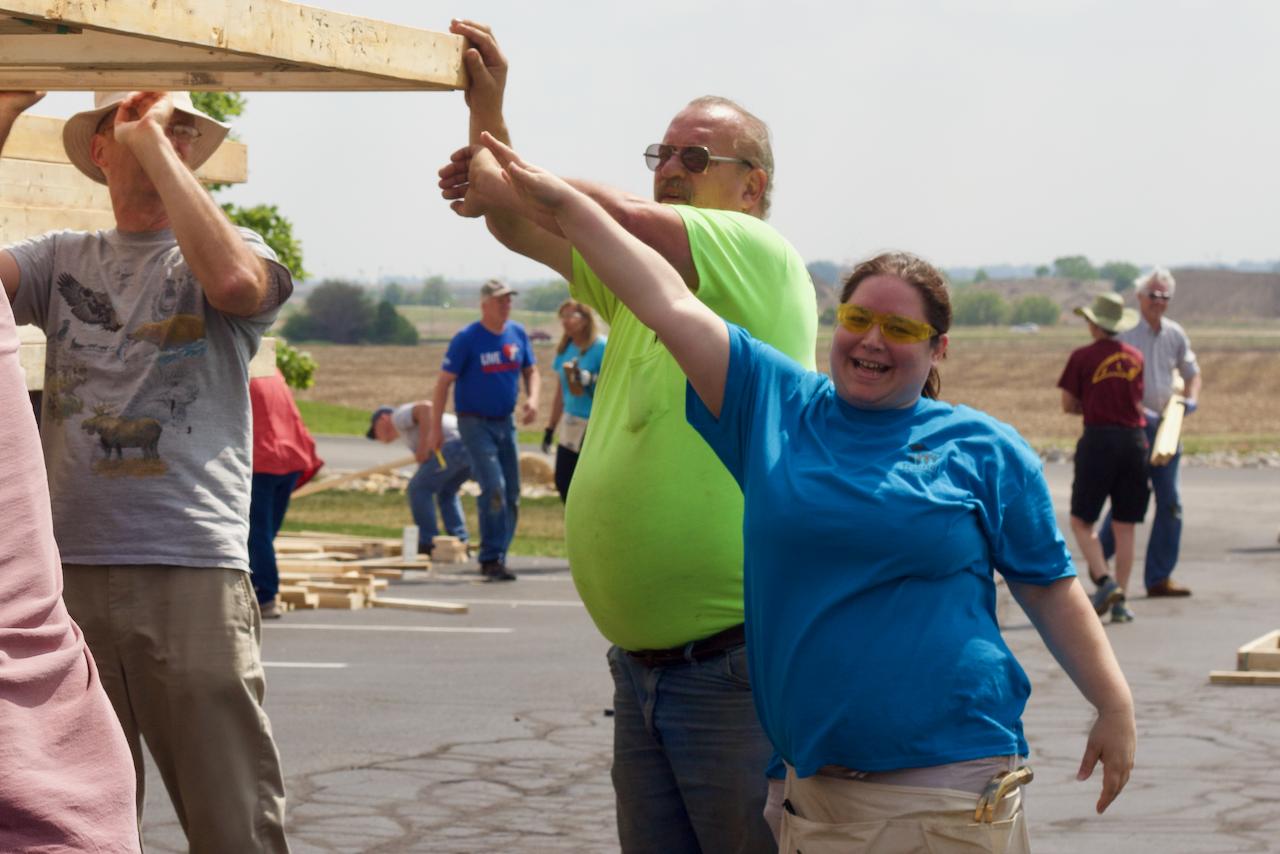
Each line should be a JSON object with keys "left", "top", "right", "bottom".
{"left": 1151, "top": 373, "right": 1186, "bottom": 466}
{"left": 0, "top": 1, "right": 468, "bottom": 91}
{"left": 1209, "top": 629, "right": 1280, "bottom": 686}
{"left": 1236, "top": 629, "right": 1280, "bottom": 672}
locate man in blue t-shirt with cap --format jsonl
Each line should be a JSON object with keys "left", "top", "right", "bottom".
{"left": 426, "top": 278, "right": 539, "bottom": 581}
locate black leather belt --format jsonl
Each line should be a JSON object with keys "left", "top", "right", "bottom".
{"left": 627, "top": 623, "right": 746, "bottom": 668}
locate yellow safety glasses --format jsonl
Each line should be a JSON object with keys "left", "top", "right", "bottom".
{"left": 837, "top": 303, "right": 938, "bottom": 344}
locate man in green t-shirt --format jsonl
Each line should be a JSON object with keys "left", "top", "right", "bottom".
{"left": 438, "top": 21, "right": 817, "bottom": 852}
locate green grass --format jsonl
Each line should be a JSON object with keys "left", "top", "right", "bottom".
{"left": 296, "top": 400, "right": 371, "bottom": 436}
{"left": 282, "top": 491, "right": 566, "bottom": 558}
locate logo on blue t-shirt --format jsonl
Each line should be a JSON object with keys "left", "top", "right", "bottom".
{"left": 901, "top": 442, "right": 944, "bottom": 476}
{"left": 480, "top": 343, "right": 522, "bottom": 373}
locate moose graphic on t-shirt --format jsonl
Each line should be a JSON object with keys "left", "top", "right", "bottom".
{"left": 82, "top": 403, "right": 163, "bottom": 462}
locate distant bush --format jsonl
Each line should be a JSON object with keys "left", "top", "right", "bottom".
{"left": 952, "top": 290, "right": 1011, "bottom": 326}
{"left": 283, "top": 280, "right": 418, "bottom": 345}
{"left": 272, "top": 338, "right": 317, "bottom": 389}
{"left": 819, "top": 306, "right": 837, "bottom": 326}
{"left": 1011, "top": 295, "right": 1061, "bottom": 326}
{"left": 521, "top": 280, "right": 572, "bottom": 312}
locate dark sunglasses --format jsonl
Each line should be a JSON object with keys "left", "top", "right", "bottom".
{"left": 644, "top": 143, "right": 753, "bottom": 174}
{"left": 1144, "top": 292, "right": 1171, "bottom": 301}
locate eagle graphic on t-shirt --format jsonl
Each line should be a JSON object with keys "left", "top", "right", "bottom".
{"left": 57, "top": 273, "right": 122, "bottom": 331}
{"left": 56, "top": 273, "right": 120, "bottom": 330}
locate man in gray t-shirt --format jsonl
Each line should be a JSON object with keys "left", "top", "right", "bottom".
{"left": 0, "top": 90, "right": 293, "bottom": 851}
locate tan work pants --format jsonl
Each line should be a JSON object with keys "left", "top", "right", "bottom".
{"left": 62, "top": 565, "right": 289, "bottom": 854}
{"left": 779, "top": 766, "right": 1030, "bottom": 854}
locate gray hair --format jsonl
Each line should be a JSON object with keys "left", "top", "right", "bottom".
{"left": 1135, "top": 266, "right": 1176, "bottom": 295}
{"left": 686, "top": 96, "right": 775, "bottom": 218}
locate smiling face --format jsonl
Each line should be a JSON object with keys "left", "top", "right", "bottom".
{"left": 1137, "top": 285, "right": 1170, "bottom": 329}
{"left": 830, "top": 274, "right": 948, "bottom": 411}
{"left": 654, "top": 105, "right": 759, "bottom": 215}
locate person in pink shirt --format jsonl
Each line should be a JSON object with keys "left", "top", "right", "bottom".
{"left": 0, "top": 289, "right": 140, "bottom": 852}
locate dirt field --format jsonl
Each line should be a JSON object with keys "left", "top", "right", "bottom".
{"left": 291, "top": 327, "right": 1280, "bottom": 450}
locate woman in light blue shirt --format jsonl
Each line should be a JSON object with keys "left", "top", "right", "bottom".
{"left": 544, "top": 299, "right": 606, "bottom": 501}
{"left": 485, "top": 134, "right": 1136, "bottom": 853}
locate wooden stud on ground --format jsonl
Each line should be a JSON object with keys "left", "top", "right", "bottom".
{"left": 1209, "top": 671, "right": 1280, "bottom": 686}
{"left": 370, "top": 597, "right": 468, "bottom": 615}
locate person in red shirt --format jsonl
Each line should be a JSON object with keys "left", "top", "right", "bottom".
{"left": 1058, "top": 293, "right": 1148, "bottom": 623}
{"left": 249, "top": 367, "right": 323, "bottom": 617}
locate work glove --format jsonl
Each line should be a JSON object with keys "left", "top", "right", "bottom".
{"left": 1183, "top": 398, "right": 1198, "bottom": 415}
{"left": 578, "top": 369, "right": 597, "bottom": 389}
{"left": 541, "top": 427, "right": 555, "bottom": 455}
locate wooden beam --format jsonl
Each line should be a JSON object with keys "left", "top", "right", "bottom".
{"left": 3, "top": 114, "right": 248, "bottom": 182}
{"left": 1209, "top": 671, "right": 1280, "bottom": 686}
{"left": 292, "top": 455, "right": 417, "bottom": 498}
{"left": 370, "top": 597, "right": 468, "bottom": 615}
{"left": 0, "top": 1, "right": 468, "bottom": 91}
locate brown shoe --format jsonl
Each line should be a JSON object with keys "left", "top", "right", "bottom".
{"left": 1147, "top": 578, "right": 1192, "bottom": 597}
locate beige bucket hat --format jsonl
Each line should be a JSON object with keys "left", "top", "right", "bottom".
{"left": 1074, "top": 292, "right": 1139, "bottom": 334}
{"left": 62, "top": 91, "right": 230, "bottom": 185}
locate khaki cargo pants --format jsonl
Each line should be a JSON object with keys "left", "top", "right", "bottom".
{"left": 779, "top": 766, "right": 1030, "bottom": 854}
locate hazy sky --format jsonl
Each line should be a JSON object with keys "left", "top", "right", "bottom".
{"left": 32, "top": 1, "right": 1280, "bottom": 282}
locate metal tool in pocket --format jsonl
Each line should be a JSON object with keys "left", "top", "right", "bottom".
{"left": 974, "top": 766, "right": 1033, "bottom": 823}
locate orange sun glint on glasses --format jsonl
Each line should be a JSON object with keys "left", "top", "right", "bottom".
{"left": 837, "top": 304, "right": 938, "bottom": 343}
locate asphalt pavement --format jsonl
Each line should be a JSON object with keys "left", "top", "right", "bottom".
{"left": 134, "top": 464, "right": 1280, "bottom": 854}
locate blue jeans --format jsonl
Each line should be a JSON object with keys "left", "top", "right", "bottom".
{"left": 456, "top": 415, "right": 520, "bottom": 564}
{"left": 1100, "top": 417, "right": 1182, "bottom": 589}
{"left": 248, "top": 471, "right": 300, "bottom": 604}
{"left": 607, "top": 643, "right": 776, "bottom": 854}
{"left": 408, "top": 440, "right": 472, "bottom": 549}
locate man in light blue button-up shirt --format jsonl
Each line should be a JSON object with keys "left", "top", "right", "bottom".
{"left": 1099, "top": 267, "right": 1202, "bottom": 597}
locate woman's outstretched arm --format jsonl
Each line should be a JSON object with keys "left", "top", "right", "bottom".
{"left": 1006, "top": 577, "right": 1136, "bottom": 814}
{"left": 481, "top": 133, "right": 732, "bottom": 418}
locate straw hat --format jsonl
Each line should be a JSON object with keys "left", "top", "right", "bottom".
{"left": 62, "top": 91, "right": 230, "bottom": 185}
{"left": 1074, "top": 292, "right": 1139, "bottom": 334}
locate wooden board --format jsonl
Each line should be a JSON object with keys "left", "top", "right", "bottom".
{"left": 0, "top": 1, "right": 467, "bottom": 91}
{"left": 3, "top": 114, "right": 247, "bottom": 182}
{"left": 1151, "top": 395, "right": 1184, "bottom": 466}
{"left": 1237, "top": 629, "right": 1280, "bottom": 672}
{"left": 1209, "top": 671, "right": 1280, "bottom": 686}
{"left": 292, "top": 455, "right": 418, "bottom": 498}
{"left": 370, "top": 597, "right": 468, "bottom": 615}
{"left": 314, "top": 591, "right": 365, "bottom": 609}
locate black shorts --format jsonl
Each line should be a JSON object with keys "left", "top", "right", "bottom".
{"left": 1071, "top": 426, "right": 1151, "bottom": 524}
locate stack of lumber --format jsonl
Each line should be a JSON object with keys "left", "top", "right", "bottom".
{"left": 272, "top": 531, "right": 466, "bottom": 614}
{"left": 1209, "top": 630, "right": 1280, "bottom": 685}
{"left": 431, "top": 536, "right": 469, "bottom": 563}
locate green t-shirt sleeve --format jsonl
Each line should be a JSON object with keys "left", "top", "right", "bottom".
{"left": 570, "top": 249, "right": 620, "bottom": 326}
{"left": 674, "top": 206, "right": 818, "bottom": 370}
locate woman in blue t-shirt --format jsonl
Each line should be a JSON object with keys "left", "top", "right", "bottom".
{"left": 484, "top": 135, "right": 1135, "bottom": 853}
{"left": 543, "top": 299, "right": 606, "bottom": 501}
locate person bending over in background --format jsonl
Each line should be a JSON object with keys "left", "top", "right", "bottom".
{"left": 369, "top": 400, "right": 472, "bottom": 557}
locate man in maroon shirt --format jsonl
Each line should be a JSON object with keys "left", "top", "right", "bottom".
{"left": 1058, "top": 293, "right": 1148, "bottom": 623}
